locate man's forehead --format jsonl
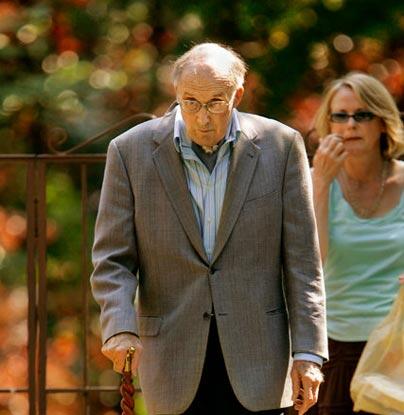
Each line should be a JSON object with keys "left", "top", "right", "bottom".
{"left": 176, "top": 65, "right": 234, "bottom": 96}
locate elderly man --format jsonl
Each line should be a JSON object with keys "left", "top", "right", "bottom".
{"left": 91, "top": 43, "right": 327, "bottom": 415}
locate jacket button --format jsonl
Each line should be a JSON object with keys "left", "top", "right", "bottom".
{"left": 203, "top": 312, "right": 214, "bottom": 320}
{"left": 208, "top": 267, "right": 216, "bottom": 275}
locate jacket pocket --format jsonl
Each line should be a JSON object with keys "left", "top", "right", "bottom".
{"left": 244, "top": 188, "right": 278, "bottom": 204}
{"left": 242, "top": 189, "right": 279, "bottom": 212}
{"left": 137, "top": 316, "right": 163, "bottom": 336}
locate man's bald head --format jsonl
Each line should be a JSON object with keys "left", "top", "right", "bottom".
{"left": 172, "top": 43, "right": 247, "bottom": 91}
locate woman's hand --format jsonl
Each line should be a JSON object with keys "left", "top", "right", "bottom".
{"left": 399, "top": 275, "right": 404, "bottom": 285}
{"left": 312, "top": 134, "right": 347, "bottom": 186}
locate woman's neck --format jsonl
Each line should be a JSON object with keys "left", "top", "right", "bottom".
{"left": 343, "top": 154, "right": 385, "bottom": 183}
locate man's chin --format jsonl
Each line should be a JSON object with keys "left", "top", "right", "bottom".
{"left": 193, "top": 134, "right": 219, "bottom": 146}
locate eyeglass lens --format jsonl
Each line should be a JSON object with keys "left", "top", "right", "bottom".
{"left": 330, "top": 111, "right": 375, "bottom": 123}
{"left": 181, "top": 100, "right": 229, "bottom": 114}
{"left": 180, "top": 90, "right": 240, "bottom": 114}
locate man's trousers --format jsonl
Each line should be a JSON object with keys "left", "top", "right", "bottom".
{"left": 181, "top": 316, "right": 289, "bottom": 415}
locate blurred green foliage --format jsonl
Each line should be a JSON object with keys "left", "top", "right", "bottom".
{"left": 0, "top": 0, "right": 403, "bottom": 154}
{"left": 0, "top": 0, "right": 403, "bottom": 413}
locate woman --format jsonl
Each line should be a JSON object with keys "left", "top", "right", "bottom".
{"left": 311, "top": 72, "right": 404, "bottom": 414}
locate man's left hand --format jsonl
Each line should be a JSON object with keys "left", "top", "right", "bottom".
{"left": 291, "top": 360, "right": 323, "bottom": 414}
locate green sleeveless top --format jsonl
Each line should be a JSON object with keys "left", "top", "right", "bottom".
{"left": 325, "top": 179, "right": 404, "bottom": 341}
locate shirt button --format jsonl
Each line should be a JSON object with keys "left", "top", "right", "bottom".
{"left": 207, "top": 217, "right": 212, "bottom": 223}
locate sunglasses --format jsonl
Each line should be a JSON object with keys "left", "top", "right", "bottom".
{"left": 329, "top": 111, "right": 375, "bottom": 123}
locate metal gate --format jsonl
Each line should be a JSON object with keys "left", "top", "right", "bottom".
{"left": 0, "top": 113, "right": 154, "bottom": 415}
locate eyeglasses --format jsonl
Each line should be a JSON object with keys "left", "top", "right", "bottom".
{"left": 179, "top": 99, "right": 231, "bottom": 114}
{"left": 329, "top": 111, "right": 375, "bottom": 123}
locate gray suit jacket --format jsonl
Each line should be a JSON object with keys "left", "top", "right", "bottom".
{"left": 91, "top": 108, "right": 328, "bottom": 415}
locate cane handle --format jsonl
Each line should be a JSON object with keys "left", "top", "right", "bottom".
{"left": 123, "top": 346, "right": 136, "bottom": 373}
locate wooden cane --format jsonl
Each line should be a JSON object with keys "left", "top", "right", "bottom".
{"left": 120, "top": 346, "right": 136, "bottom": 415}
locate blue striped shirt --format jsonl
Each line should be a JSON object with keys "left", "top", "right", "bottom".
{"left": 174, "top": 107, "right": 240, "bottom": 261}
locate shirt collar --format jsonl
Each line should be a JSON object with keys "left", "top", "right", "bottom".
{"left": 173, "top": 105, "right": 241, "bottom": 153}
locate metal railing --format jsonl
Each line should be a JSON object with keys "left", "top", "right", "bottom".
{"left": 0, "top": 112, "right": 154, "bottom": 414}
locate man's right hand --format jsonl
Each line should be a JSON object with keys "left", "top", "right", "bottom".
{"left": 101, "top": 333, "right": 143, "bottom": 375}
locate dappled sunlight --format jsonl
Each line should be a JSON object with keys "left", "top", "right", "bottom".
{"left": 0, "top": 1, "right": 402, "bottom": 413}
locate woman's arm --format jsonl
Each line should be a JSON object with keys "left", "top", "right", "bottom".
{"left": 311, "top": 134, "right": 347, "bottom": 262}
{"left": 311, "top": 171, "right": 331, "bottom": 262}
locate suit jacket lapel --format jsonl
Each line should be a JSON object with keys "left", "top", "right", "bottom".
{"left": 152, "top": 110, "right": 208, "bottom": 264}
{"left": 212, "top": 127, "right": 260, "bottom": 264}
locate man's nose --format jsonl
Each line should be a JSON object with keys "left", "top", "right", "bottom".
{"left": 197, "top": 106, "right": 210, "bottom": 125}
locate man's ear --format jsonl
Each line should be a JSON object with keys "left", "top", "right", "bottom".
{"left": 234, "top": 87, "right": 244, "bottom": 107}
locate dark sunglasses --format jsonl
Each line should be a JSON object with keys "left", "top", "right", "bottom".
{"left": 329, "top": 111, "right": 375, "bottom": 123}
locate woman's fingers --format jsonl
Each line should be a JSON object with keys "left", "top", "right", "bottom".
{"left": 313, "top": 134, "right": 346, "bottom": 183}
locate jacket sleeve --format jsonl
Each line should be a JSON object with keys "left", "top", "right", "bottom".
{"left": 90, "top": 140, "right": 139, "bottom": 344}
{"left": 281, "top": 132, "right": 328, "bottom": 361}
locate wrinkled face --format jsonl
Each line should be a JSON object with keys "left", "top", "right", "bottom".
{"left": 176, "top": 66, "right": 244, "bottom": 146}
{"left": 329, "top": 86, "right": 385, "bottom": 157}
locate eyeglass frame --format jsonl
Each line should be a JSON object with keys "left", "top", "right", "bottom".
{"left": 178, "top": 92, "right": 237, "bottom": 114}
{"left": 329, "top": 110, "right": 376, "bottom": 124}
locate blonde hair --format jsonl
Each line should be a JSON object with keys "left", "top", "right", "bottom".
{"left": 172, "top": 42, "right": 247, "bottom": 90}
{"left": 314, "top": 72, "right": 404, "bottom": 159}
